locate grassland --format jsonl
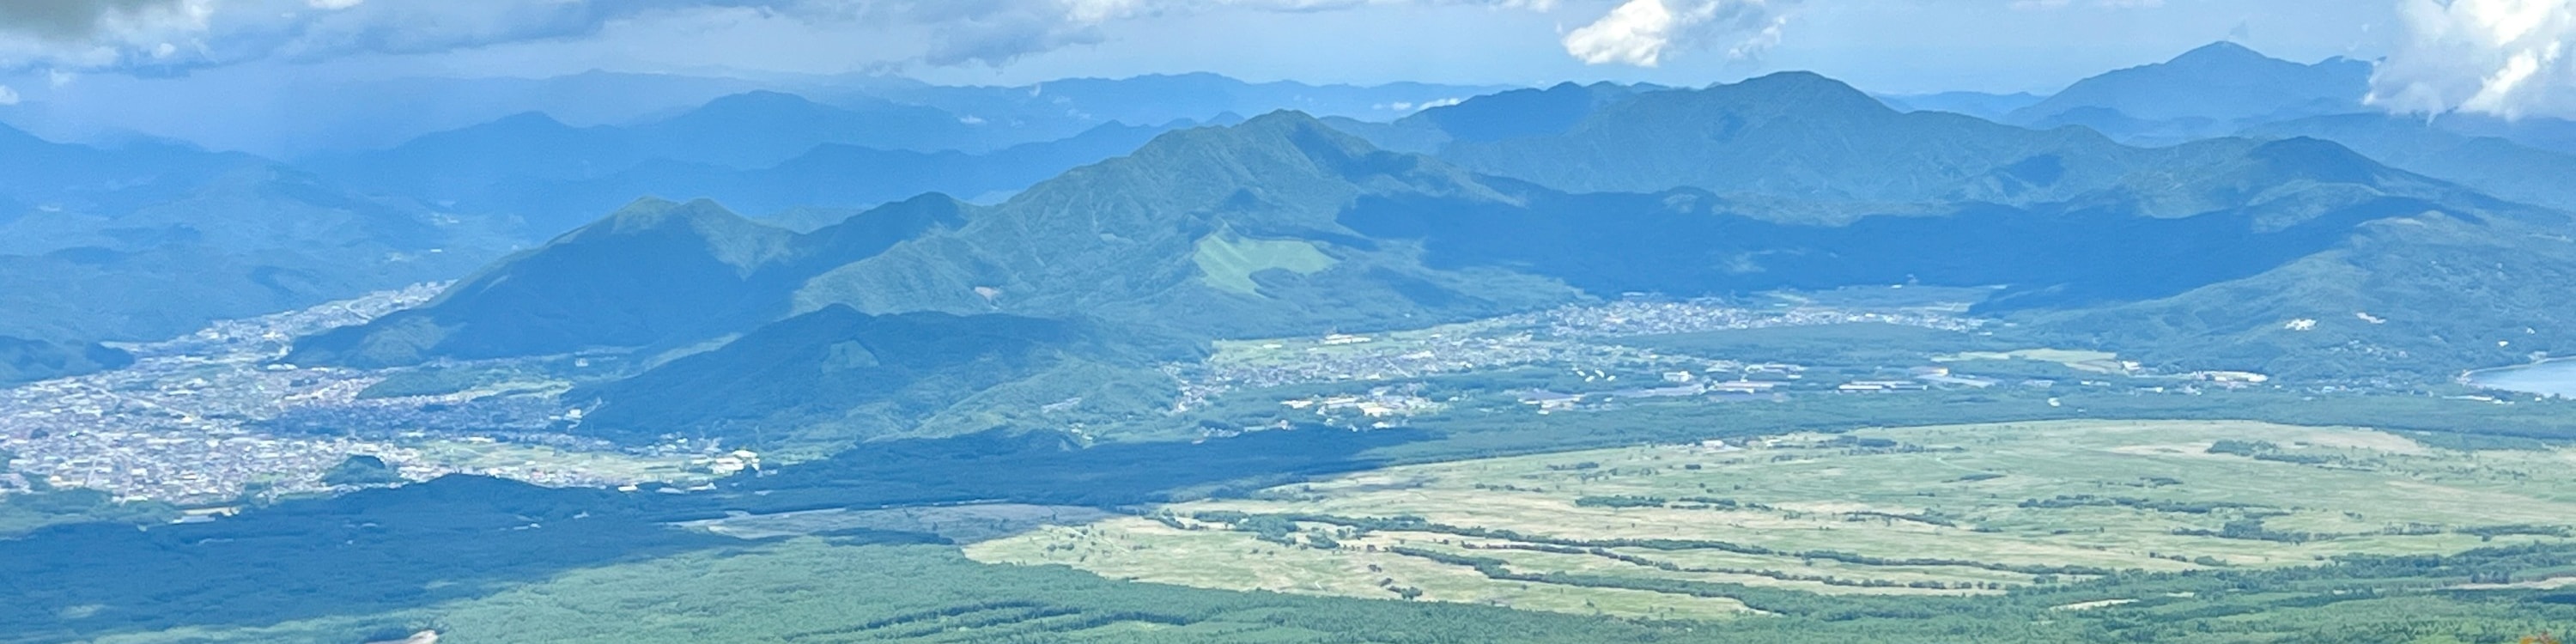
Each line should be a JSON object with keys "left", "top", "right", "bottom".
{"left": 33, "top": 418, "right": 2576, "bottom": 643}
{"left": 970, "top": 420, "right": 2576, "bottom": 617}
{"left": 1191, "top": 231, "right": 1336, "bottom": 295}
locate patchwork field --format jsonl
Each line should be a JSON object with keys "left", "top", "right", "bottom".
{"left": 969, "top": 420, "right": 2576, "bottom": 618}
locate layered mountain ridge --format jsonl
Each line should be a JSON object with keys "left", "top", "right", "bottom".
{"left": 290, "top": 70, "right": 2576, "bottom": 449}
{"left": 0, "top": 124, "right": 516, "bottom": 384}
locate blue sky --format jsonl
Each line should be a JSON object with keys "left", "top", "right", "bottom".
{"left": 0, "top": 0, "right": 2400, "bottom": 94}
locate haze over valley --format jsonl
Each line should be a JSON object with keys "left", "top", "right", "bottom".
{"left": 7, "top": 2, "right": 2576, "bottom": 642}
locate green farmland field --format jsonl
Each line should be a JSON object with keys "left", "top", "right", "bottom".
{"left": 972, "top": 420, "right": 2576, "bottom": 616}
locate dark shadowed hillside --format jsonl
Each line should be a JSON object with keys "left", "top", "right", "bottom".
{"left": 564, "top": 307, "right": 1161, "bottom": 447}
{"left": 789, "top": 111, "right": 1580, "bottom": 340}
{"left": 288, "top": 196, "right": 969, "bottom": 368}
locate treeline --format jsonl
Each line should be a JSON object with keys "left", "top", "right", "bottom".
{"left": 2166, "top": 515, "right": 2572, "bottom": 545}
{"left": 1574, "top": 495, "right": 1668, "bottom": 508}
{"left": 2173, "top": 515, "right": 2321, "bottom": 544}
{"left": 1465, "top": 542, "right": 2009, "bottom": 591}
{"left": 1571, "top": 495, "right": 1795, "bottom": 513}
{"left": 2206, "top": 440, "right": 2342, "bottom": 465}
{"left": 2019, "top": 494, "right": 2271, "bottom": 515}
{"left": 1192, "top": 511, "right": 2116, "bottom": 576}
{"left": 1386, "top": 540, "right": 2576, "bottom": 638}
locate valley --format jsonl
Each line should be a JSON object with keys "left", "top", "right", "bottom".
{"left": 0, "top": 283, "right": 2053, "bottom": 507}
{"left": 5, "top": 274, "right": 2561, "bottom": 519}
{"left": 8, "top": 27, "right": 2576, "bottom": 643}
{"left": 0, "top": 287, "right": 718, "bottom": 512}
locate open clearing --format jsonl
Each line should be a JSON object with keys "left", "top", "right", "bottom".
{"left": 970, "top": 420, "right": 2576, "bottom": 618}
{"left": 1192, "top": 231, "right": 1335, "bottom": 295}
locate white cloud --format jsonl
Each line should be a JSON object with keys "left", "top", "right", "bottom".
{"left": 1562, "top": 0, "right": 1795, "bottom": 67}
{"left": 0, "top": 84, "right": 19, "bottom": 106}
{"left": 2370, "top": 0, "right": 2576, "bottom": 119}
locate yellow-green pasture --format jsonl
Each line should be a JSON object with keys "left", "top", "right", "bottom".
{"left": 1191, "top": 231, "right": 1335, "bottom": 295}
{"left": 970, "top": 420, "right": 2576, "bottom": 618}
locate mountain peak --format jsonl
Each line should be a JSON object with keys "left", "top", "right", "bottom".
{"left": 2245, "top": 136, "right": 2389, "bottom": 184}
{"left": 1410, "top": 82, "right": 1640, "bottom": 143}
{"left": 670, "top": 91, "right": 845, "bottom": 125}
{"left": 598, "top": 196, "right": 714, "bottom": 227}
{"left": 2008, "top": 39, "right": 2366, "bottom": 127}
{"left": 2170, "top": 40, "right": 2266, "bottom": 66}
{"left": 575, "top": 197, "right": 787, "bottom": 263}
{"left": 488, "top": 111, "right": 570, "bottom": 128}
{"left": 1124, "top": 110, "right": 1380, "bottom": 173}
{"left": 1233, "top": 109, "right": 1337, "bottom": 133}
{"left": 696, "top": 90, "right": 823, "bottom": 112}
{"left": 1722, "top": 71, "right": 1887, "bottom": 114}
{"left": 981, "top": 109, "right": 1452, "bottom": 236}
{"left": 1732, "top": 71, "right": 1866, "bottom": 94}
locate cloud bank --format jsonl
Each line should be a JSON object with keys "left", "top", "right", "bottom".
{"left": 2372, "top": 0, "right": 2576, "bottom": 119}
{"left": 0, "top": 0, "right": 197, "bottom": 41}
{"left": 0, "top": 0, "right": 212, "bottom": 68}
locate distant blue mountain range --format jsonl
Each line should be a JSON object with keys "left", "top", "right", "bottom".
{"left": 17, "top": 51, "right": 2576, "bottom": 400}
{"left": 298, "top": 81, "right": 2576, "bottom": 448}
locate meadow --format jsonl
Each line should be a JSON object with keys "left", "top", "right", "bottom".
{"left": 77, "top": 533, "right": 2576, "bottom": 644}
{"left": 971, "top": 420, "right": 2576, "bottom": 617}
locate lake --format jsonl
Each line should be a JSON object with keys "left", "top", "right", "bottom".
{"left": 2466, "top": 360, "right": 2576, "bottom": 398}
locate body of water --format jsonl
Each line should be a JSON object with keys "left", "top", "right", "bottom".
{"left": 2466, "top": 359, "right": 2576, "bottom": 398}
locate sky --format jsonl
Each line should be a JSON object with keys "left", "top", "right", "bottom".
{"left": 0, "top": 0, "right": 2572, "bottom": 150}
{"left": 0, "top": 0, "right": 2410, "bottom": 93}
